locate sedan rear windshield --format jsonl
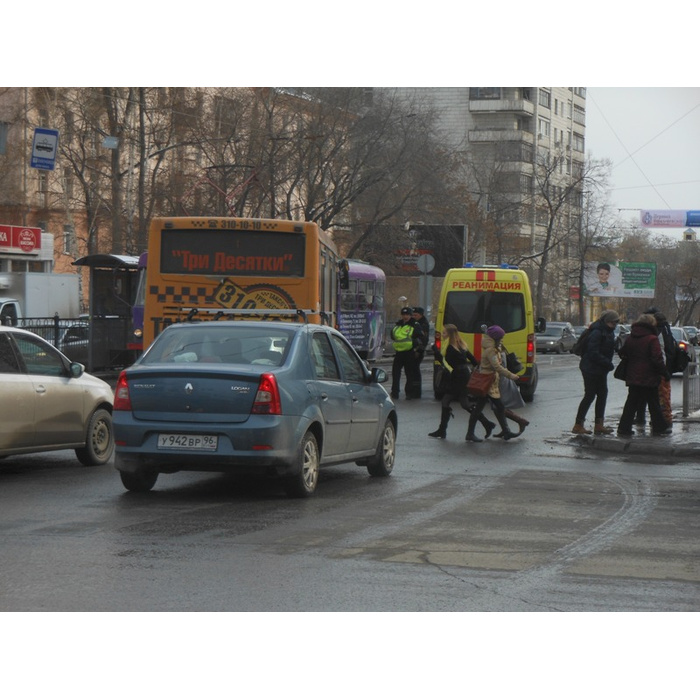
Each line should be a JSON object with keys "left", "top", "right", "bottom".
{"left": 142, "top": 326, "right": 294, "bottom": 366}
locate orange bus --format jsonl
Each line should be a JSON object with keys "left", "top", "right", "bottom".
{"left": 141, "top": 217, "right": 339, "bottom": 349}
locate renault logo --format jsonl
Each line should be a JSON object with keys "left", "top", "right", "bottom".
{"left": 185, "top": 383, "right": 194, "bottom": 394}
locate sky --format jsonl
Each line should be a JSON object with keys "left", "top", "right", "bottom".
{"left": 584, "top": 87, "right": 700, "bottom": 240}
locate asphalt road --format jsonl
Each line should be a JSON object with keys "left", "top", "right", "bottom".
{"left": 1, "top": 353, "right": 699, "bottom": 613}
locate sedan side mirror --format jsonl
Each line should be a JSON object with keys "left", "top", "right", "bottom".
{"left": 70, "top": 362, "right": 85, "bottom": 378}
{"left": 371, "top": 367, "right": 388, "bottom": 384}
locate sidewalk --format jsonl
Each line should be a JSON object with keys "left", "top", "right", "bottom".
{"left": 568, "top": 411, "right": 700, "bottom": 460}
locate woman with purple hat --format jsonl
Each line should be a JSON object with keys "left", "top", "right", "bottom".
{"left": 465, "top": 325, "right": 526, "bottom": 441}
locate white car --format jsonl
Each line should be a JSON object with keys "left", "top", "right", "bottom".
{"left": 0, "top": 326, "right": 114, "bottom": 464}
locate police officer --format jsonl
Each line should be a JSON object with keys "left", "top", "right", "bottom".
{"left": 390, "top": 306, "right": 425, "bottom": 399}
{"left": 412, "top": 307, "right": 431, "bottom": 357}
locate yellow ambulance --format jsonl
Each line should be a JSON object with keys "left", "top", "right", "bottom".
{"left": 433, "top": 264, "right": 544, "bottom": 402}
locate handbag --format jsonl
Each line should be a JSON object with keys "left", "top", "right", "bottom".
{"left": 499, "top": 375, "right": 525, "bottom": 409}
{"left": 435, "top": 365, "right": 452, "bottom": 393}
{"left": 614, "top": 357, "right": 628, "bottom": 380}
{"left": 502, "top": 345, "right": 523, "bottom": 374}
{"left": 466, "top": 368, "right": 494, "bottom": 397}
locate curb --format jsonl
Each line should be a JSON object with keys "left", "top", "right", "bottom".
{"left": 569, "top": 432, "right": 700, "bottom": 459}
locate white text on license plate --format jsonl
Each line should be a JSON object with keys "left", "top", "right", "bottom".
{"left": 157, "top": 434, "right": 218, "bottom": 451}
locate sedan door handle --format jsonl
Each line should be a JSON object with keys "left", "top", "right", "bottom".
{"left": 35, "top": 385, "right": 47, "bottom": 394}
{"left": 320, "top": 393, "right": 329, "bottom": 401}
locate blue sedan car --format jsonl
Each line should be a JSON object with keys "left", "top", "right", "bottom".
{"left": 113, "top": 321, "right": 397, "bottom": 497}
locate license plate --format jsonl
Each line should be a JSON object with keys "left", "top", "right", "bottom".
{"left": 157, "top": 434, "right": 218, "bottom": 451}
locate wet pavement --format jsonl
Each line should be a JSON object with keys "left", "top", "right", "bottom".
{"left": 567, "top": 411, "right": 700, "bottom": 461}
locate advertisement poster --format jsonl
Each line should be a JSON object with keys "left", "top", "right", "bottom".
{"left": 583, "top": 261, "right": 656, "bottom": 298}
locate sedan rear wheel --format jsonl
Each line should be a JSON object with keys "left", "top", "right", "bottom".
{"left": 285, "top": 431, "right": 319, "bottom": 498}
{"left": 75, "top": 408, "right": 114, "bottom": 466}
{"left": 119, "top": 469, "right": 159, "bottom": 493}
{"left": 367, "top": 419, "right": 396, "bottom": 477}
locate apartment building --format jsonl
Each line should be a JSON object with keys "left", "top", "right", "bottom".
{"left": 391, "top": 87, "right": 586, "bottom": 240}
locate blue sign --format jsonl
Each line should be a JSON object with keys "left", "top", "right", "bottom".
{"left": 30, "top": 127, "right": 59, "bottom": 170}
{"left": 686, "top": 211, "right": 700, "bottom": 227}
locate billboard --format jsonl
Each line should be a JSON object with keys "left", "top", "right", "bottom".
{"left": 640, "top": 210, "right": 700, "bottom": 228}
{"left": 395, "top": 225, "right": 465, "bottom": 277}
{"left": 583, "top": 261, "right": 656, "bottom": 298}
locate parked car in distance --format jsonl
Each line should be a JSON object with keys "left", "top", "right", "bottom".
{"left": 113, "top": 321, "right": 398, "bottom": 497}
{"left": 682, "top": 326, "right": 699, "bottom": 345}
{"left": 573, "top": 325, "right": 588, "bottom": 338}
{"left": 670, "top": 326, "right": 696, "bottom": 373}
{"left": 536, "top": 321, "right": 576, "bottom": 354}
{"left": 0, "top": 326, "right": 114, "bottom": 465}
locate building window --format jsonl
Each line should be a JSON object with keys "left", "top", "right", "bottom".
{"left": 63, "top": 225, "right": 75, "bottom": 255}
{"left": 573, "top": 87, "right": 586, "bottom": 98}
{"left": 573, "top": 105, "right": 586, "bottom": 126}
{"left": 573, "top": 132, "right": 585, "bottom": 152}
{"left": 469, "top": 88, "right": 501, "bottom": 100}
{"left": 0, "top": 122, "right": 8, "bottom": 155}
{"left": 538, "top": 118, "right": 550, "bottom": 138}
{"left": 538, "top": 89, "right": 551, "bottom": 109}
{"left": 64, "top": 172, "right": 74, "bottom": 199}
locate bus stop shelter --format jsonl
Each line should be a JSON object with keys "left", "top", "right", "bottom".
{"left": 72, "top": 254, "right": 140, "bottom": 372}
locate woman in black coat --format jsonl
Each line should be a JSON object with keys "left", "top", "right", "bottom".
{"left": 616, "top": 314, "right": 671, "bottom": 437}
{"left": 428, "top": 324, "right": 496, "bottom": 439}
{"left": 571, "top": 309, "right": 619, "bottom": 435}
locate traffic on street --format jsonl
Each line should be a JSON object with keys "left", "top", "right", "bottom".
{"left": 1, "top": 352, "right": 698, "bottom": 612}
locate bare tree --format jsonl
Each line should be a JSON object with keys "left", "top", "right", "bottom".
{"left": 528, "top": 152, "right": 610, "bottom": 318}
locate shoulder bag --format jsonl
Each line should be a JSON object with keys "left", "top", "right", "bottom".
{"left": 502, "top": 344, "right": 523, "bottom": 374}
{"left": 466, "top": 368, "right": 494, "bottom": 397}
{"left": 613, "top": 357, "right": 628, "bottom": 380}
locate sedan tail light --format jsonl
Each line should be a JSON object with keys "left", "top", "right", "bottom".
{"left": 113, "top": 371, "right": 132, "bottom": 411}
{"left": 252, "top": 373, "right": 281, "bottom": 414}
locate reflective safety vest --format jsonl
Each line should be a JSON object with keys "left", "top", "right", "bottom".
{"left": 392, "top": 323, "right": 414, "bottom": 352}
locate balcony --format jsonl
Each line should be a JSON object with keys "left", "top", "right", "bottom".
{"left": 469, "top": 99, "right": 535, "bottom": 116}
{"left": 468, "top": 129, "right": 535, "bottom": 144}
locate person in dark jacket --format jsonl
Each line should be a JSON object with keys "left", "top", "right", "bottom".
{"left": 634, "top": 307, "right": 675, "bottom": 428}
{"left": 411, "top": 307, "right": 431, "bottom": 387}
{"left": 428, "top": 324, "right": 496, "bottom": 439}
{"left": 617, "top": 313, "right": 672, "bottom": 437}
{"left": 571, "top": 309, "right": 619, "bottom": 435}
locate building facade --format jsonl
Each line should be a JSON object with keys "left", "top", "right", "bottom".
{"left": 390, "top": 87, "right": 587, "bottom": 320}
